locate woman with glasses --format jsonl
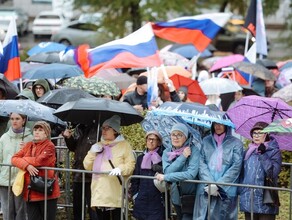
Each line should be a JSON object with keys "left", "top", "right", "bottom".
{"left": 83, "top": 115, "right": 135, "bottom": 220}
{"left": 193, "top": 122, "right": 243, "bottom": 220}
{"left": 156, "top": 123, "right": 201, "bottom": 220}
{"left": 239, "top": 122, "right": 282, "bottom": 220}
{"left": 131, "top": 130, "right": 165, "bottom": 220}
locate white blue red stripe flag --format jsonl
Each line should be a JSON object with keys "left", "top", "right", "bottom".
{"left": 147, "top": 67, "right": 158, "bottom": 108}
{"left": 0, "top": 17, "right": 21, "bottom": 81}
{"left": 75, "top": 22, "right": 162, "bottom": 78}
{"left": 152, "top": 13, "right": 232, "bottom": 53}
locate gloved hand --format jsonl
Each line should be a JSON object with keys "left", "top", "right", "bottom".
{"left": 90, "top": 144, "right": 103, "bottom": 153}
{"left": 109, "top": 167, "right": 121, "bottom": 176}
{"left": 258, "top": 143, "right": 266, "bottom": 154}
{"left": 204, "top": 184, "right": 219, "bottom": 196}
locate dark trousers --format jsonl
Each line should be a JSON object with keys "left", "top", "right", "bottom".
{"left": 95, "top": 208, "right": 121, "bottom": 220}
{"left": 73, "top": 182, "right": 98, "bottom": 220}
{"left": 173, "top": 204, "right": 192, "bottom": 220}
{"left": 26, "top": 199, "right": 57, "bottom": 220}
{"left": 244, "top": 212, "right": 276, "bottom": 220}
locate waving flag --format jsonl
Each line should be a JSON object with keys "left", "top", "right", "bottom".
{"left": 0, "top": 18, "right": 21, "bottom": 81}
{"left": 152, "top": 13, "right": 232, "bottom": 53}
{"left": 244, "top": 0, "right": 267, "bottom": 56}
{"left": 75, "top": 23, "right": 162, "bottom": 78}
{"left": 147, "top": 67, "right": 158, "bottom": 108}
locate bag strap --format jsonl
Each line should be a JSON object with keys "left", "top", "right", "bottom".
{"left": 108, "top": 159, "right": 122, "bottom": 185}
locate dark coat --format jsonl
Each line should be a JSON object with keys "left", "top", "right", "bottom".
{"left": 123, "top": 88, "right": 148, "bottom": 109}
{"left": 131, "top": 146, "right": 165, "bottom": 220}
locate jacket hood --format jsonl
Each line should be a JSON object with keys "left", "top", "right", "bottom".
{"left": 15, "top": 88, "right": 35, "bottom": 100}
{"left": 32, "top": 79, "right": 51, "bottom": 98}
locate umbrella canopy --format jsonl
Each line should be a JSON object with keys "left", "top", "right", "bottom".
{"left": 256, "top": 59, "right": 278, "bottom": 69}
{"left": 276, "top": 67, "right": 292, "bottom": 88}
{"left": 20, "top": 62, "right": 45, "bottom": 73}
{"left": 272, "top": 84, "right": 292, "bottom": 103}
{"left": 94, "top": 69, "right": 136, "bottom": 90}
{"left": 0, "top": 74, "right": 20, "bottom": 99}
{"left": 63, "top": 75, "right": 121, "bottom": 97}
{"left": 199, "top": 77, "right": 242, "bottom": 95}
{"left": 0, "top": 99, "right": 65, "bottom": 125}
{"left": 232, "top": 61, "right": 276, "bottom": 81}
{"left": 26, "top": 51, "right": 75, "bottom": 65}
{"left": 27, "top": 42, "right": 68, "bottom": 56}
{"left": 262, "top": 118, "right": 292, "bottom": 133}
{"left": 200, "top": 56, "right": 222, "bottom": 69}
{"left": 140, "top": 66, "right": 192, "bottom": 84}
{"left": 22, "top": 63, "right": 83, "bottom": 80}
{"left": 169, "top": 74, "right": 207, "bottom": 104}
{"left": 209, "top": 54, "right": 245, "bottom": 72}
{"left": 226, "top": 95, "right": 292, "bottom": 151}
{"left": 168, "top": 43, "right": 213, "bottom": 59}
{"left": 159, "top": 51, "right": 190, "bottom": 68}
{"left": 37, "top": 88, "right": 96, "bottom": 107}
{"left": 151, "top": 101, "right": 234, "bottom": 128}
{"left": 53, "top": 98, "right": 144, "bottom": 125}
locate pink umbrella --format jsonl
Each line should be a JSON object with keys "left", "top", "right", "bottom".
{"left": 209, "top": 54, "right": 245, "bottom": 72}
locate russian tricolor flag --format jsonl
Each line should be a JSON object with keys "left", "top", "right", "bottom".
{"left": 152, "top": 13, "right": 232, "bottom": 53}
{"left": 75, "top": 23, "right": 162, "bottom": 78}
{"left": 0, "top": 17, "right": 21, "bottom": 81}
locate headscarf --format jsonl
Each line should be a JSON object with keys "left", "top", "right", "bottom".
{"left": 141, "top": 147, "right": 162, "bottom": 169}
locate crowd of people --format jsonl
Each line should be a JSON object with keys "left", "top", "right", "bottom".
{"left": 0, "top": 70, "right": 286, "bottom": 220}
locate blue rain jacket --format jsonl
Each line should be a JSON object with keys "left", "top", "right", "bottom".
{"left": 239, "top": 137, "right": 282, "bottom": 215}
{"left": 193, "top": 126, "right": 244, "bottom": 220}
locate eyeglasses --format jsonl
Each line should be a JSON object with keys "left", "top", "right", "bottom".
{"left": 147, "top": 137, "right": 158, "bottom": 142}
{"left": 35, "top": 86, "right": 44, "bottom": 90}
{"left": 171, "top": 133, "right": 184, "bottom": 139}
{"left": 252, "top": 131, "right": 265, "bottom": 137}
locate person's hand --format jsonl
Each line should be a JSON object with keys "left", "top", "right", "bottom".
{"left": 62, "top": 129, "right": 72, "bottom": 139}
{"left": 109, "top": 167, "right": 121, "bottom": 176}
{"left": 258, "top": 144, "right": 266, "bottom": 154}
{"left": 26, "top": 165, "right": 39, "bottom": 176}
{"left": 133, "top": 104, "right": 143, "bottom": 113}
{"left": 204, "top": 184, "right": 219, "bottom": 196}
{"left": 90, "top": 143, "right": 104, "bottom": 153}
{"left": 155, "top": 173, "right": 165, "bottom": 181}
{"left": 183, "top": 146, "right": 191, "bottom": 158}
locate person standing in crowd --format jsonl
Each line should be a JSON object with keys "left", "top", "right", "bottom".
{"left": 131, "top": 130, "right": 165, "bottom": 220}
{"left": 239, "top": 122, "right": 282, "bottom": 220}
{"left": 193, "top": 122, "right": 243, "bottom": 220}
{"left": 123, "top": 75, "right": 148, "bottom": 112}
{"left": 83, "top": 115, "right": 135, "bottom": 220}
{"left": 227, "top": 90, "right": 244, "bottom": 110}
{"left": 264, "top": 80, "right": 278, "bottom": 97}
{"left": 0, "top": 113, "right": 33, "bottom": 220}
{"left": 177, "top": 86, "right": 189, "bottom": 102}
{"left": 32, "top": 79, "right": 51, "bottom": 101}
{"left": 156, "top": 123, "right": 200, "bottom": 220}
{"left": 11, "top": 121, "right": 60, "bottom": 220}
{"left": 62, "top": 122, "right": 99, "bottom": 220}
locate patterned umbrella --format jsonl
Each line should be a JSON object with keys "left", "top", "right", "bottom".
{"left": 262, "top": 118, "right": 292, "bottom": 133}
{"left": 63, "top": 75, "right": 121, "bottom": 97}
{"left": 272, "top": 84, "right": 292, "bottom": 103}
{"left": 227, "top": 95, "right": 292, "bottom": 151}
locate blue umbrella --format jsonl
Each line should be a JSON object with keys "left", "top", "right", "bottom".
{"left": 169, "top": 43, "right": 214, "bottom": 59}
{"left": 27, "top": 42, "right": 70, "bottom": 56}
{"left": 22, "top": 63, "right": 83, "bottom": 80}
{"left": 150, "top": 102, "right": 235, "bottom": 129}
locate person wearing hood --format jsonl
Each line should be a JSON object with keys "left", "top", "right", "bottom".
{"left": 11, "top": 121, "right": 60, "bottom": 220}
{"left": 131, "top": 130, "right": 165, "bottom": 220}
{"left": 15, "top": 88, "right": 35, "bottom": 101}
{"left": 83, "top": 115, "right": 136, "bottom": 220}
{"left": 0, "top": 113, "right": 33, "bottom": 220}
{"left": 193, "top": 122, "right": 243, "bottom": 220}
{"left": 156, "top": 123, "right": 201, "bottom": 220}
{"left": 239, "top": 122, "right": 282, "bottom": 220}
{"left": 32, "top": 79, "right": 51, "bottom": 100}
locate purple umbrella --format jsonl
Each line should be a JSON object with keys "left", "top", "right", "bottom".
{"left": 226, "top": 95, "right": 292, "bottom": 151}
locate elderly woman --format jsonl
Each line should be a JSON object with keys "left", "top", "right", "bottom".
{"left": 131, "top": 130, "right": 165, "bottom": 220}
{"left": 0, "top": 113, "right": 33, "bottom": 220}
{"left": 11, "top": 121, "right": 60, "bottom": 220}
{"left": 239, "top": 122, "right": 282, "bottom": 220}
{"left": 156, "top": 123, "right": 200, "bottom": 220}
{"left": 83, "top": 115, "right": 135, "bottom": 220}
{"left": 193, "top": 122, "right": 243, "bottom": 220}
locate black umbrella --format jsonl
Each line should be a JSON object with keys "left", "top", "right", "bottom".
{"left": 256, "top": 59, "right": 278, "bottom": 69}
{"left": 37, "top": 88, "right": 96, "bottom": 108}
{"left": 53, "top": 98, "right": 144, "bottom": 125}
{"left": 0, "top": 74, "right": 20, "bottom": 99}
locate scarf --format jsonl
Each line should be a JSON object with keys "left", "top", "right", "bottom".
{"left": 141, "top": 147, "right": 162, "bottom": 169}
{"left": 208, "top": 132, "right": 226, "bottom": 172}
{"left": 167, "top": 146, "right": 187, "bottom": 161}
{"left": 12, "top": 127, "right": 24, "bottom": 134}
{"left": 244, "top": 143, "right": 260, "bottom": 160}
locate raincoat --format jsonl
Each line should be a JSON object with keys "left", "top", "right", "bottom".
{"left": 83, "top": 135, "right": 135, "bottom": 208}
{"left": 193, "top": 125, "right": 243, "bottom": 220}
{"left": 239, "top": 137, "right": 282, "bottom": 215}
{"left": 32, "top": 79, "right": 51, "bottom": 100}
{"left": 162, "top": 138, "right": 200, "bottom": 207}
